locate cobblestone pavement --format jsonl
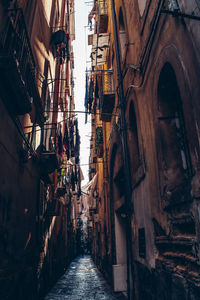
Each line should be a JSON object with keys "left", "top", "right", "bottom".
{"left": 44, "top": 255, "right": 125, "bottom": 300}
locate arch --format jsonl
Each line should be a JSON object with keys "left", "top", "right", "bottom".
{"left": 126, "top": 94, "right": 145, "bottom": 188}
{"left": 156, "top": 62, "right": 192, "bottom": 207}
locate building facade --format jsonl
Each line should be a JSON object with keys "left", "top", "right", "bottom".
{"left": 0, "top": 0, "right": 81, "bottom": 299}
{"left": 87, "top": 0, "right": 200, "bottom": 299}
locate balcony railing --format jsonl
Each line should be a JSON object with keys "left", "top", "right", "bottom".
{"left": 97, "top": 0, "right": 108, "bottom": 33}
{"left": 99, "top": 70, "right": 115, "bottom": 122}
{"left": 0, "top": 9, "right": 43, "bottom": 117}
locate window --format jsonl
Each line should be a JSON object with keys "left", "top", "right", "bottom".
{"left": 157, "top": 63, "right": 192, "bottom": 206}
{"left": 119, "top": 7, "right": 127, "bottom": 62}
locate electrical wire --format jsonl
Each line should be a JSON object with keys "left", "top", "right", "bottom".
{"left": 45, "top": 109, "right": 119, "bottom": 116}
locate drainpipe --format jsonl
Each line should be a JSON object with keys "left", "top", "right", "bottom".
{"left": 111, "top": 1, "right": 134, "bottom": 299}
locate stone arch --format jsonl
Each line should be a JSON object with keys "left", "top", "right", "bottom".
{"left": 156, "top": 62, "right": 192, "bottom": 208}
{"left": 125, "top": 92, "right": 145, "bottom": 188}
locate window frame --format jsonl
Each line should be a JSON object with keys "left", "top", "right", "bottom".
{"left": 156, "top": 63, "right": 193, "bottom": 209}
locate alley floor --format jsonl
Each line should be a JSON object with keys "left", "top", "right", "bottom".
{"left": 44, "top": 255, "right": 125, "bottom": 300}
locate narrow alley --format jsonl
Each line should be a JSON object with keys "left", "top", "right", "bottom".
{"left": 1, "top": 0, "right": 200, "bottom": 299}
{"left": 44, "top": 256, "right": 124, "bottom": 300}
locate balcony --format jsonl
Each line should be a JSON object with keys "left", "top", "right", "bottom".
{"left": 99, "top": 70, "right": 115, "bottom": 122}
{"left": 97, "top": 0, "right": 108, "bottom": 33}
{"left": 0, "top": 9, "right": 43, "bottom": 117}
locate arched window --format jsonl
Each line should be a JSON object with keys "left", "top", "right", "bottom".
{"left": 128, "top": 101, "right": 140, "bottom": 172}
{"left": 119, "top": 7, "right": 127, "bottom": 62}
{"left": 157, "top": 63, "right": 192, "bottom": 206}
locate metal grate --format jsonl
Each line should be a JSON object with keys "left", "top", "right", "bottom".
{"left": 1, "top": 9, "right": 36, "bottom": 78}
{"left": 100, "top": 70, "right": 115, "bottom": 95}
{"left": 0, "top": 8, "right": 43, "bottom": 115}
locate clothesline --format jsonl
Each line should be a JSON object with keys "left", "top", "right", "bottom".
{"left": 61, "top": 161, "right": 105, "bottom": 167}
{"left": 44, "top": 110, "right": 119, "bottom": 116}
{"left": 23, "top": 115, "right": 78, "bottom": 129}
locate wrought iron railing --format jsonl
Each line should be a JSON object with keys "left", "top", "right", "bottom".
{"left": 0, "top": 9, "right": 43, "bottom": 115}
{"left": 1, "top": 9, "right": 35, "bottom": 81}
{"left": 100, "top": 70, "right": 115, "bottom": 97}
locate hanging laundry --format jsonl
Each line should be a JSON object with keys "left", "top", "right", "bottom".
{"left": 88, "top": 76, "right": 94, "bottom": 113}
{"left": 63, "top": 123, "right": 70, "bottom": 160}
{"left": 69, "top": 120, "right": 75, "bottom": 157}
{"left": 66, "top": 33, "right": 70, "bottom": 61}
{"left": 57, "top": 125, "right": 63, "bottom": 155}
{"left": 57, "top": 168, "right": 62, "bottom": 183}
{"left": 74, "top": 119, "right": 80, "bottom": 164}
{"left": 88, "top": 0, "right": 97, "bottom": 25}
{"left": 77, "top": 167, "right": 82, "bottom": 197}
{"left": 55, "top": 32, "right": 70, "bottom": 64}
{"left": 93, "top": 73, "right": 99, "bottom": 115}
{"left": 71, "top": 167, "right": 75, "bottom": 192}
{"left": 51, "top": 30, "right": 67, "bottom": 45}
{"left": 74, "top": 165, "right": 78, "bottom": 184}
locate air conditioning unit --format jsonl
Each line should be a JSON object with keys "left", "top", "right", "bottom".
{"left": 112, "top": 264, "right": 127, "bottom": 292}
